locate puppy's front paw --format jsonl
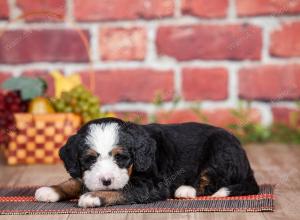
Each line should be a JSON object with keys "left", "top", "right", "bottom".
{"left": 78, "top": 193, "right": 101, "bottom": 208}
{"left": 174, "top": 185, "right": 196, "bottom": 198}
{"left": 212, "top": 187, "right": 230, "bottom": 197}
{"left": 35, "top": 186, "right": 60, "bottom": 202}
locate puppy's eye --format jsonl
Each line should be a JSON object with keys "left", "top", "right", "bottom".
{"left": 81, "top": 153, "right": 98, "bottom": 167}
{"left": 80, "top": 154, "right": 98, "bottom": 171}
{"left": 114, "top": 154, "right": 130, "bottom": 168}
{"left": 115, "top": 154, "right": 128, "bottom": 161}
{"left": 84, "top": 155, "right": 97, "bottom": 163}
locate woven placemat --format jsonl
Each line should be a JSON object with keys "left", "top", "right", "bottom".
{"left": 0, "top": 185, "right": 274, "bottom": 215}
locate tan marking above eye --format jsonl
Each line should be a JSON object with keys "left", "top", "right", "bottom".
{"left": 111, "top": 147, "right": 124, "bottom": 156}
{"left": 86, "top": 148, "right": 98, "bottom": 157}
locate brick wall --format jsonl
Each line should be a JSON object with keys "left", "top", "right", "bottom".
{"left": 0, "top": 0, "right": 300, "bottom": 126}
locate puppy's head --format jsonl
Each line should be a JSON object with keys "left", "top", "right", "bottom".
{"left": 59, "top": 118, "right": 156, "bottom": 191}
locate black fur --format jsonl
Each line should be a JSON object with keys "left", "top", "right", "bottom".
{"left": 59, "top": 134, "right": 82, "bottom": 179}
{"left": 59, "top": 117, "right": 259, "bottom": 204}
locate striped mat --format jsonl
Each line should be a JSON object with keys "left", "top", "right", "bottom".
{"left": 0, "top": 185, "right": 274, "bottom": 215}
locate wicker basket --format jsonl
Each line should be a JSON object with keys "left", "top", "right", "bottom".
{"left": 4, "top": 113, "right": 81, "bottom": 165}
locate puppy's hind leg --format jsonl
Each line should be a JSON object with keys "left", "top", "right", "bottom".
{"left": 174, "top": 185, "right": 197, "bottom": 198}
{"left": 212, "top": 178, "right": 259, "bottom": 197}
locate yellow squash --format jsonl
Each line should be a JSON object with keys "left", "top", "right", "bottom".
{"left": 50, "top": 70, "right": 82, "bottom": 98}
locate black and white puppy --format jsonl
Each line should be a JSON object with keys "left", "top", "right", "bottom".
{"left": 35, "top": 117, "right": 259, "bottom": 208}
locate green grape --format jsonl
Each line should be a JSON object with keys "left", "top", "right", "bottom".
{"left": 89, "top": 96, "right": 99, "bottom": 104}
{"left": 55, "top": 99, "right": 65, "bottom": 111}
{"left": 53, "top": 85, "right": 104, "bottom": 122}
{"left": 82, "top": 93, "right": 91, "bottom": 101}
{"left": 64, "top": 106, "right": 72, "bottom": 113}
{"left": 69, "top": 90, "right": 76, "bottom": 99}
{"left": 61, "top": 92, "right": 71, "bottom": 103}
{"left": 78, "top": 93, "right": 86, "bottom": 101}
{"left": 77, "top": 101, "right": 86, "bottom": 110}
{"left": 81, "top": 104, "right": 88, "bottom": 112}
{"left": 73, "top": 85, "right": 84, "bottom": 94}
{"left": 90, "top": 106, "right": 100, "bottom": 115}
{"left": 72, "top": 90, "right": 81, "bottom": 99}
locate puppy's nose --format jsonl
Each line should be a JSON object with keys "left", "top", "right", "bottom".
{"left": 101, "top": 178, "right": 112, "bottom": 186}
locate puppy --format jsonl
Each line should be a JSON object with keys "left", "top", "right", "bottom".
{"left": 35, "top": 117, "right": 259, "bottom": 208}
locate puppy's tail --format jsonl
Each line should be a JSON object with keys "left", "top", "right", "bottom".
{"left": 212, "top": 176, "right": 259, "bottom": 197}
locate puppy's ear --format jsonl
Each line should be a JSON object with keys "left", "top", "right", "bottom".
{"left": 130, "top": 127, "right": 156, "bottom": 172}
{"left": 59, "top": 134, "right": 82, "bottom": 178}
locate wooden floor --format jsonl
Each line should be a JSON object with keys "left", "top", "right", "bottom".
{"left": 0, "top": 143, "right": 300, "bottom": 220}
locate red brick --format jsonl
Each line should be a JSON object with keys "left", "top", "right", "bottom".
{"left": 22, "top": 71, "right": 55, "bottom": 97}
{"left": 156, "top": 24, "right": 262, "bottom": 61}
{"left": 114, "top": 111, "right": 148, "bottom": 124}
{"left": 270, "top": 22, "right": 300, "bottom": 57}
{"left": 182, "top": 67, "right": 228, "bottom": 101}
{"left": 155, "top": 108, "right": 261, "bottom": 128}
{"left": 236, "top": 0, "right": 300, "bottom": 16}
{"left": 80, "top": 69, "right": 174, "bottom": 104}
{"left": 239, "top": 64, "right": 300, "bottom": 101}
{"left": 74, "top": 0, "right": 174, "bottom": 21}
{"left": 16, "top": 0, "right": 65, "bottom": 21}
{"left": 182, "top": 0, "right": 228, "bottom": 18}
{"left": 100, "top": 27, "right": 147, "bottom": 61}
{"left": 0, "top": 0, "right": 9, "bottom": 19}
{"left": 272, "top": 107, "right": 300, "bottom": 126}
{"left": 0, "top": 29, "right": 89, "bottom": 64}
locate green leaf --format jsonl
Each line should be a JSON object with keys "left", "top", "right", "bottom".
{"left": 153, "top": 91, "right": 163, "bottom": 107}
{"left": 1, "top": 77, "right": 45, "bottom": 100}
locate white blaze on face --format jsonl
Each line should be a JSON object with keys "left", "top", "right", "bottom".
{"left": 83, "top": 123, "right": 129, "bottom": 191}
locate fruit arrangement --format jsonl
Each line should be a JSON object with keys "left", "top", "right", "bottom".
{"left": 0, "top": 72, "right": 112, "bottom": 146}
